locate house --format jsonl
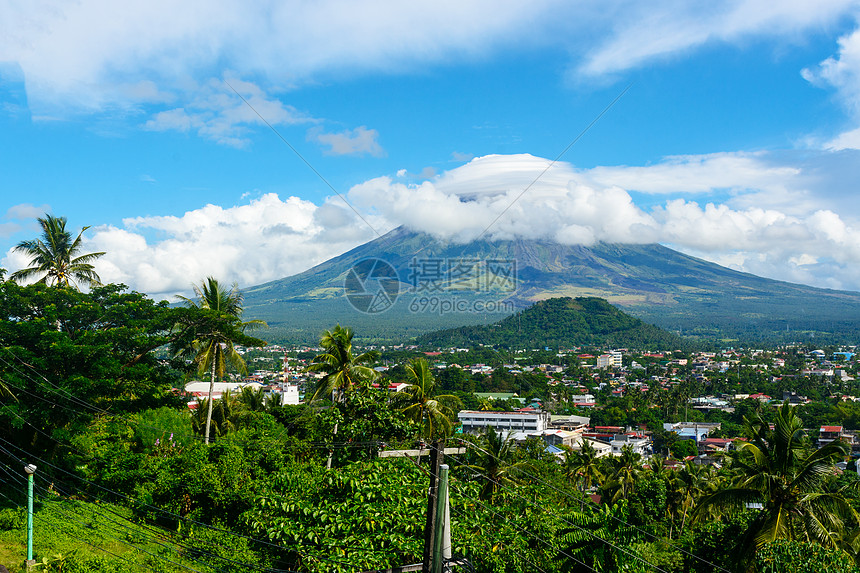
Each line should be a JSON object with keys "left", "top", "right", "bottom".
{"left": 532, "top": 429, "right": 579, "bottom": 448}
{"left": 458, "top": 409, "right": 551, "bottom": 434}
{"left": 549, "top": 414, "right": 590, "bottom": 431}
{"left": 663, "top": 422, "right": 721, "bottom": 442}
{"left": 280, "top": 384, "right": 300, "bottom": 405}
{"left": 819, "top": 426, "right": 854, "bottom": 448}
{"left": 568, "top": 436, "right": 612, "bottom": 458}
{"left": 610, "top": 433, "right": 651, "bottom": 456}
{"left": 782, "top": 391, "right": 808, "bottom": 405}
{"left": 698, "top": 437, "right": 736, "bottom": 454}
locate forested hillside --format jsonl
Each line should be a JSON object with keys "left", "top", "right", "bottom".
{"left": 417, "top": 297, "right": 690, "bottom": 349}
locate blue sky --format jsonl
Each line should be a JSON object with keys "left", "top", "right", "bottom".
{"left": 2, "top": 1, "right": 860, "bottom": 299}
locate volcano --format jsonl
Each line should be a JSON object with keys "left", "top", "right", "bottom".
{"left": 241, "top": 226, "right": 860, "bottom": 344}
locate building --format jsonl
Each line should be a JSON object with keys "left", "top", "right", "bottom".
{"left": 818, "top": 426, "right": 854, "bottom": 448}
{"left": 549, "top": 414, "right": 590, "bottom": 431}
{"left": 610, "top": 433, "right": 651, "bottom": 456}
{"left": 597, "top": 352, "right": 623, "bottom": 369}
{"left": 663, "top": 421, "right": 721, "bottom": 442}
{"left": 458, "top": 410, "right": 551, "bottom": 434}
{"left": 280, "top": 384, "right": 300, "bottom": 405}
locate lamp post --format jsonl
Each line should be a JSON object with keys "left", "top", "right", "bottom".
{"left": 24, "top": 463, "right": 36, "bottom": 568}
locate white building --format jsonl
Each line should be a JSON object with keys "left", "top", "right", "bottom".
{"left": 458, "top": 410, "right": 551, "bottom": 434}
{"left": 610, "top": 433, "right": 651, "bottom": 456}
{"left": 280, "top": 384, "right": 300, "bottom": 405}
{"left": 184, "top": 380, "right": 263, "bottom": 400}
{"left": 597, "top": 352, "right": 623, "bottom": 369}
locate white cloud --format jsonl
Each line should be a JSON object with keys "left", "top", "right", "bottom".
{"left": 803, "top": 24, "right": 860, "bottom": 150}
{"left": 5, "top": 204, "right": 50, "bottom": 220}
{"left": 77, "top": 193, "right": 383, "bottom": 300}
{"left": 349, "top": 153, "right": 860, "bottom": 290}
{"left": 5, "top": 153, "right": 859, "bottom": 294}
{"left": 7, "top": 0, "right": 856, "bottom": 124}
{"left": 308, "top": 126, "right": 385, "bottom": 157}
{"left": 579, "top": 1, "right": 858, "bottom": 77}
{"left": 3, "top": 0, "right": 557, "bottom": 118}
{"left": 143, "top": 77, "right": 312, "bottom": 147}
{"left": 584, "top": 152, "right": 800, "bottom": 195}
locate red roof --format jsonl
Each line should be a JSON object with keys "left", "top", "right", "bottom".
{"left": 821, "top": 426, "right": 844, "bottom": 433}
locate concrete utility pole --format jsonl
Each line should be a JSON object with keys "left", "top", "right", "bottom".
{"left": 431, "top": 464, "right": 451, "bottom": 573}
{"left": 24, "top": 463, "right": 36, "bottom": 569}
{"left": 422, "top": 439, "right": 445, "bottom": 573}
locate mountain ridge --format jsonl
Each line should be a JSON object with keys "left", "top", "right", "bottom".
{"left": 241, "top": 226, "right": 860, "bottom": 344}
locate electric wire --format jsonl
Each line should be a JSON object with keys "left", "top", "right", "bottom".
{"left": 446, "top": 501, "right": 549, "bottom": 573}
{"left": 0, "top": 486, "right": 140, "bottom": 570}
{"left": 0, "top": 436, "right": 420, "bottom": 569}
{"left": 1, "top": 346, "right": 404, "bottom": 455}
{"left": 456, "top": 437, "right": 733, "bottom": 573}
{"left": 433, "top": 442, "right": 670, "bottom": 573}
{"left": 445, "top": 475, "right": 596, "bottom": 572}
{"left": 0, "top": 462, "right": 161, "bottom": 572}
{"left": 0, "top": 447, "right": 235, "bottom": 573}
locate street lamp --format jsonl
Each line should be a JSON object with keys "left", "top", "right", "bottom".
{"left": 24, "top": 463, "right": 36, "bottom": 567}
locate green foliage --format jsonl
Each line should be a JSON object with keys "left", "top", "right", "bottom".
{"left": 695, "top": 402, "right": 856, "bottom": 562}
{"left": 132, "top": 407, "right": 193, "bottom": 452}
{"left": 247, "top": 459, "right": 426, "bottom": 572}
{"left": 755, "top": 539, "right": 858, "bottom": 573}
{"left": 0, "top": 282, "right": 188, "bottom": 459}
{"left": 10, "top": 214, "right": 105, "bottom": 288}
{"left": 669, "top": 439, "right": 698, "bottom": 459}
{"left": 417, "top": 297, "right": 688, "bottom": 350}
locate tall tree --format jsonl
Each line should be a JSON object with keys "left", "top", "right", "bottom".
{"left": 562, "top": 439, "right": 604, "bottom": 508}
{"left": 306, "top": 325, "right": 379, "bottom": 403}
{"left": 306, "top": 325, "right": 379, "bottom": 469}
{"left": 10, "top": 214, "right": 105, "bottom": 288}
{"left": 393, "top": 358, "right": 462, "bottom": 439}
{"left": 175, "top": 277, "right": 265, "bottom": 444}
{"left": 694, "top": 402, "right": 857, "bottom": 562}
{"left": 468, "top": 426, "right": 533, "bottom": 502}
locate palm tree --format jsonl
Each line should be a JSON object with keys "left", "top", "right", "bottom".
{"left": 393, "top": 358, "right": 462, "bottom": 439}
{"left": 306, "top": 325, "right": 379, "bottom": 403}
{"left": 562, "top": 439, "right": 604, "bottom": 508}
{"left": 10, "top": 214, "right": 105, "bottom": 288}
{"left": 603, "top": 444, "right": 642, "bottom": 503}
{"left": 307, "top": 325, "right": 379, "bottom": 469}
{"left": 176, "top": 277, "right": 265, "bottom": 444}
{"left": 694, "top": 402, "right": 857, "bottom": 562}
{"left": 469, "top": 426, "right": 533, "bottom": 503}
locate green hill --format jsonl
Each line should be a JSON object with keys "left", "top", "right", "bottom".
{"left": 415, "top": 296, "right": 687, "bottom": 349}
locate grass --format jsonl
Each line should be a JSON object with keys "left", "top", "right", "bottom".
{"left": 0, "top": 497, "right": 214, "bottom": 572}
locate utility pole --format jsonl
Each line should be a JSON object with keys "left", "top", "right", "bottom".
{"left": 422, "top": 439, "right": 444, "bottom": 573}
{"left": 432, "top": 464, "right": 451, "bottom": 573}
{"left": 24, "top": 463, "right": 36, "bottom": 570}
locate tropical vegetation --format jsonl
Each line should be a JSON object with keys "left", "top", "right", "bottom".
{"left": 10, "top": 214, "right": 104, "bottom": 288}
{"left": 0, "top": 237, "right": 859, "bottom": 571}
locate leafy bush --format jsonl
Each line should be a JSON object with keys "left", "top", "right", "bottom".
{"left": 755, "top": 539, "right": 857, "bottom": 573}
{"left": 0, "top": 507, "right": 25, "bottom": 530}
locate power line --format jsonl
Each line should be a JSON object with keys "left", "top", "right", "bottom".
{"left": 0, "top": 486, "right": 139, "bottom": 570}
{"left": 0, "top": 436, "right": 420, "bottom": 570}
{"left": 435, "top": 442, "right": 670, "bottom": 573}
{"left": 457, "top": 438, "right": 733, "bottom": 573}
{"left": 445, "top": 475, "right": 596, "bottom": 572}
